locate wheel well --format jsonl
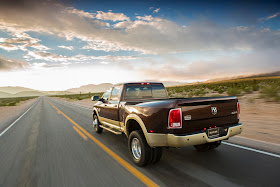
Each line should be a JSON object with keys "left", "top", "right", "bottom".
{"left": 127, "top": 119, "right": 142, "bottom": 135}
{"left": 93, "top": 110, "right": 97, "bottom": 118}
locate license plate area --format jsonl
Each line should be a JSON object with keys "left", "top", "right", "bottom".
{"left": 207, "top": 128, "right": 219, "bottom": 139}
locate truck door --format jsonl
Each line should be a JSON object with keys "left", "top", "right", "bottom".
{"left": 98, "top": 86, "right": 122, "bottom": 129}
{"left": 98, "top": 88, "right": 111, "bottom": 123}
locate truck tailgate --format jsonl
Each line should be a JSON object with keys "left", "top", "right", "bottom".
{"left": 175, "top": 97, "right": 239, "bottom": 134}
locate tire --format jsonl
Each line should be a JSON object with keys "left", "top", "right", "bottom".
{"left": 128, "top": 130, "right": 152, "bottom": 167}
{"left": 194, "top": 141, "right": 221, "bottom": 152}
{"left": 150, "top": 147, "right": 162, "bottom": 164}
{"left": 194, "top": 143, "right": 211, "bottom": 152}
{"left": 208, "top": 141, "right": 221, "bottom": 150}
{"left": 93, "top": 114, "right": 103, "bottom": 133}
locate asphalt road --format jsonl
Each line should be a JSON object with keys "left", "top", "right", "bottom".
{"left": 0, "top": 97, "right": 279, "bottom": 187}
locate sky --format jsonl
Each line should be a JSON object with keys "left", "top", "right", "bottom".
{"left": 0, "top": 0, "right": 279, "bottom": 91}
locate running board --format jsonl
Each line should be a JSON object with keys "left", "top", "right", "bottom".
{"left": 100, "top": 125, "right": 122, "bottom": 135}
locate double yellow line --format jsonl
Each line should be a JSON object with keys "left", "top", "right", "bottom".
{"left": 48, "top": 101, "right": 159, "bottom": 187}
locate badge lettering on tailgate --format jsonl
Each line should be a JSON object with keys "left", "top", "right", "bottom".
{"left": 184, "top": 115, "right": 191, "bottom": 120}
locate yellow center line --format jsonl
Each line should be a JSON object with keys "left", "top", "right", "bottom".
{"left": 47, "top": 101, "right": 159, "bottom": 187}
{"left": 73, "top": 126, "right": 88, "bottom": 141}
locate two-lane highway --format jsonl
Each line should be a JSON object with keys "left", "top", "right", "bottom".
{"left": 0, "top": 97, "right": 280, "bottom": 186}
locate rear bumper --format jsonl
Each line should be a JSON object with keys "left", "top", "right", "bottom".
{"left": 146, "top": 123, "right": 243, "bottom": 147}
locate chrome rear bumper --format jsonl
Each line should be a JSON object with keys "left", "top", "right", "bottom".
{"left": 146, "top": 123, "right": 243, "bottom": 147}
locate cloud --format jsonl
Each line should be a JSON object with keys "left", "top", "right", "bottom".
{"left": 95, "top": 11, "right": 130, "bottom": 21}
{"left": 138, "top": 49, "right": 280, "bottom": 81}
{"left": 153, "top": 8, "right": 160, "bottom": 13}
{"left": 0, "top": 31, "right": 50, "bottom": 51}
{"left": 0, "top": 55, "right": 29, "bottom": 71}
{"left": 24, "top": 50, "right": 137, "bottom": 62}
{"left": 259, "top": 11, "right": 280, "bottom": 21}
{"left": 82, "top": 40, "right": 134, "bottom": 52}
{"left": 0, "top": 0, "right": 279, "bottom": 60}
{"left": 114, "top": 21, "right": 133, "bottom": 29}
{"left": 65, "top": 8, "right": 94, "bottom": 19}
{"left": 58, "top": 45, "right": 74, "bottom": 50}
{"left": 0, "top": 43, "right": 23, "bottom": 51}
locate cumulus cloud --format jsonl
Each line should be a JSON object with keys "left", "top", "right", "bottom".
{"left": 65, "top": 8, "right": 94, "bottom": 19}
{"left": 24, "top": 50, "right": 137, "bottom": 62}
{"left": 95, "top": 11, "right": 130, "bottom": 21}
{"left": 58, "top": 45, "right": 74, "bottom": 50}
{"left": 114, "top": 21, "right": 133, "bottom": 29}
{"left": 0, "top": 30, "right": 49, "bottom": 51}
{"left": 153, "top": 8, "right": 160, "bottom": 13}
{"left": 0, "top": 43, "right": 23, "bottom": 51}
{"left": 0, "top": 1, "right": 279, "bottom": 55}
{"left": 0, "top": 0, "right": 279, "bottom": 79}
{"left": 82, "top": 40, "right": 134, "bottom": 52}
{"left": 0, "top": 56, "right": 29, "bottom": 71}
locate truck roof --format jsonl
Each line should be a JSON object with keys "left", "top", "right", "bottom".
{"left": 114, "top": 82, "right": 163, "bottom": 86}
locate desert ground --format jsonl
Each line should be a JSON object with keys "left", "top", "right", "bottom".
{"left": 0, "top": 98, "right": 37, "bottom": 125}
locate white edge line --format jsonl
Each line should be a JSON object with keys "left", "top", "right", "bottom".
{"left": 0, "top": 100, "right": 39, "bottom": 137}
{"left": 222, "top": 142, "right": 280, "bottom": 158}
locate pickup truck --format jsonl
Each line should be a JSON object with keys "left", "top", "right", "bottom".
{"left": 91, "top": 82, "right": 243, "bottom": 166}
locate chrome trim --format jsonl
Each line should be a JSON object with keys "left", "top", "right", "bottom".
{"left": 147, "top": 123, "right": 243, "bottom": 147}
{"left": 101, "top": 121, "right": 122, "bottom": 131}
{"left": 99, "top": 125, "right": 122, "bottom": 135}
{"left": 131, "top": 137, "right": 141, "bottom": 160}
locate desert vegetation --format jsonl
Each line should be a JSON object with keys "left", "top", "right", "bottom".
{"left": 51, "top": 92, "right": 103, "bottom": 101}
{"left": 166, "top": 77, "right": 280, "bottom": 102}
{"left": 51, "top": 77, "right": 280, "bottom": 102}
{"left": 0, "top": 96, "right": 38, "bottom": 107}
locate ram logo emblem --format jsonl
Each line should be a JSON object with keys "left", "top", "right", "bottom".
{"left": 211, "top": 107, "right": 217, "bottom": 115}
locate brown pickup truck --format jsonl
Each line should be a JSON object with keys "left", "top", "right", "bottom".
{"left": 91, "top": 82, "right": 243, "bottom": 166}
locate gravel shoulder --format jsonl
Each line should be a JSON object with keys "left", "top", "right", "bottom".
{"left": 0, "top": 98, "right": 38, "bottom": 132}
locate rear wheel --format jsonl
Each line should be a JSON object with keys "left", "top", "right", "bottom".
{"left": 93, "top": 114, "right": 103, "bottom": 133}
{"left": 150, "top": 147, "right": 162, "bottom": 164}
{"left": 128, "top": 130, "right": 152, "bottom": 166}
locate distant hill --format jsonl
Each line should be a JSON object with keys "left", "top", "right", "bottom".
{"left": 0, "top": 86, "right": 37, "bottom": 94}
{"left": 202, "top": 71, "right": 280, "bottom": 84}
{"left": 0, "top": 91, "right": 11, "bottom": 98}
{"left": 13, "top": 91, "right": 45, "bottom": 97}
{"left": 1, "top": 71, "right": 279, "bottom": 98}
{"left": 137, "top": 80, "right": 188, "bottom": 87}
{"left": 66, "top": 83, "right": 113, "bottom": 93}
{"left": 243, "top": 71, "right": 280, "bottom": 79}
{"left": 55, "top": 91, "right": 74, "bottom": 95}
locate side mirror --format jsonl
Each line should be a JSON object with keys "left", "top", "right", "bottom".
{"left": 91, "top": 96, "right": 100, "bottom": 101}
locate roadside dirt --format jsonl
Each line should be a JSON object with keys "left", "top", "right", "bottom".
{"left": 53, "top": 97, "right": 280, "bottom": 145}
{"left": 0, "top": 98, "right": 38, "bottom": 124}
{"left": 238, "top": 96, "right": 280, "bottom": 144}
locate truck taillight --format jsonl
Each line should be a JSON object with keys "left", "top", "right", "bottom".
{"left": 237, "top": 102, "right": 240, "bottom": 119}
{"left": 168, "top": 108, "right": 182, "bottom": 129}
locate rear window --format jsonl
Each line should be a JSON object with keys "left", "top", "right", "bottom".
{"left": 124, "top": 84, "right": 168, "bottom": 100}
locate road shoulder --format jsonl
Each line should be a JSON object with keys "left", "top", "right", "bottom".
{"left": 0, "top": 98, "right": 38, "bottom": 133}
